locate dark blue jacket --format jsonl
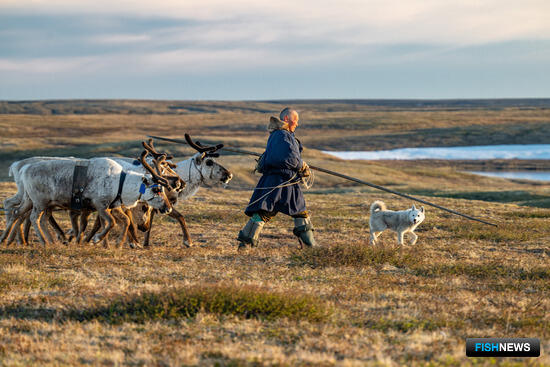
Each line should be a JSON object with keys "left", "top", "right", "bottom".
{"left": 245, "top": 129, "right": 306, "bottom": 216}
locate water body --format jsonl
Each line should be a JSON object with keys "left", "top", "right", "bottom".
{"left": 324, "top": 144, "right": 550, "bottom": 160}
{"left": 468, "top": 171, "right": 550, "bottom": 182}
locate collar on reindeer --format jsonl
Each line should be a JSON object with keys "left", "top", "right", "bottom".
{"left": 139, "top": 182, "right": 161, "bottom": 195}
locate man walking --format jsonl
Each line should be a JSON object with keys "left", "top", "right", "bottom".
{"left": 237, "top": 107, "right": 317, "bottom": 249}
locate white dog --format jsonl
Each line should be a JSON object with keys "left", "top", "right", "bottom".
{"left": 369, "top": 200, "right": 425, "bottom": 246}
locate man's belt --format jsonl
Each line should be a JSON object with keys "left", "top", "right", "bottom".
{"left": 262, "top": 168, "right": 297, "bottom": 177}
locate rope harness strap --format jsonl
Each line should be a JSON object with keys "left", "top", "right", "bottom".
{"left": 148, "top": 134, "right": 497, "bottom": 227}
{"left": 245, "top": 170, "right": 314, "bottom": 209}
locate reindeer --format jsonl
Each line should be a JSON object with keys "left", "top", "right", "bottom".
{"left": 1, "top": 155, "right": 173, "bottom": 247}
{"left": 130, "top": 134, "right": 232, "bottom": 247}
{"left": 77, "top": 149, "right": 186, "bottom": 247}
{"left": 3, "top": 156, "right": 78, "bottom": 245}
{"left": 3, "top": 145, "right": 185, "bottom": 247}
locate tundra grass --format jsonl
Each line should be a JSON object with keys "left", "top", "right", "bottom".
{"left": 0, "top": 101, "right": 549, "bottom": 365}
{"left": 0, "top": 180, "right": 549, "bottom": 366}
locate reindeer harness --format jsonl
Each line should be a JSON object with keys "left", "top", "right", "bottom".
{"left": 71, "top": 161, "right": 90, "bottom": 210}
{"left": 109, "top": 171, "right": 127, "bottom": 208}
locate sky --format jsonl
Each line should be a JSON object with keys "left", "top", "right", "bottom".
{"left": 1, "top": 0, "right": 549, "bottom": 100}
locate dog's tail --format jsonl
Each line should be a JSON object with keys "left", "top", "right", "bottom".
{"left": 370, "top": 200, "right": 386, "bottom": 215}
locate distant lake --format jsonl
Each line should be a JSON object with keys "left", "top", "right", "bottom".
{"left": 324, "top": 144, "right": 550, "bottom": 160}
{"left": 468, "top": 171, "right": 550, "bottom": 182}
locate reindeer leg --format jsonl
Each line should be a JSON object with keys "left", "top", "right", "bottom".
{"left": 40, "top": 208, "right": 55, "bottom": 245}
{"left": 14, "top": 216, "right": 27, "bottom": 245}
{"left": 84, "top": 214, "right": 101, "bottom": 244}
{"left": 77, "top": 210, "right": 92, "bottom": 245}
{"left": 124, "top": 209, "right": 139, "bottom": 248}
{"left": 7, "top": 217, "right": 24, "bottom": 246}
{"left": 91, "top": 208, "right": 115, "bottom": 245}
{"left": 17, "top": 213, "right": 34, "bottom": 246}
{"left": 143, "top": 210, "right": 155, "bottom": 247}
{"left": 168, "top": 208, "right": 192, "bottom": 247}
{"left": 30, "top": 207, "right": 49, "bottom": 246}
{"left": 23, "top": 215, "right": 32, "bottom": 245}
{"left": 111, "top": 207, "right": 131, "bottom": 248}
{"left": 0, "top": 215, "right": 19, "bottom": 245}
{"left": 47, "top": 210, "right": 67, "bottom": 244}
{"left": 67, "top": 210, "right": 80, "bottom": 243}
{"left": 2, "top": 200, "right": 32, "bottom": 245}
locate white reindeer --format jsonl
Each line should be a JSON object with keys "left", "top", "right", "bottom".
{"left": 3, "top": 156, "right": 78, "bottom": 244}
{"left": 2, "top": 147, "right": 184, "bottom": 246}
{"left": 130, "top": 134, "right": 232, "bottom": 247}
{"left": 1, "top": 156, "right": 173, "bottom": 247}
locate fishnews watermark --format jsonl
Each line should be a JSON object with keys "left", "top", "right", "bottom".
{"left": 466, "top": 338, "right": 540, "bottom": 357}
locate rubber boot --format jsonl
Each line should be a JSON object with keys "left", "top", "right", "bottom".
{"left": 293, "top": 217, "right": 318, "bottom": 247}
{"left": 237, "top": 217, "right": 265, "bottom": 249}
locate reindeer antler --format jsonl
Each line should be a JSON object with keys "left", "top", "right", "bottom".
{"left": 142, "top": 140, "right": 164, "bottom": 159}
{"left": 153, "top": 155, "right": 167, "bottom": 176}
{"left": 184, "top": 134, "right": 222, "bottom": 153}
{"left": 152, "top": 154, "right": 186, "bottom": 191}
{"left": 195, "top": 140, "right": 224, "bottom": 153}
{"left": 147, "top": 139, "right": 175, "bottom": 160}
{"left": 142, "top": 139, "right": 177, "bottom": 170}
{"left": 140, "top": 150, "right": 171, "bottom": 188}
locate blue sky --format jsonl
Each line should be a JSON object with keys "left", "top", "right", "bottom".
{"left": 1, "top": 0, "right": 549, "bottom": 100}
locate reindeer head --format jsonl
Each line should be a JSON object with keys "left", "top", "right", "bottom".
{"left": 137, "top": 176, "right": 172, "bottom": 214}
{"left": 182, "top": 134, "right": 233, "bottom": 186}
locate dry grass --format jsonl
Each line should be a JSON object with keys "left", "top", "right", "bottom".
{"left": 0, "top": 100, "right": 549, "bottom": 366}
{"left": 0, "top": 181, "right": 548, "bottom": 366}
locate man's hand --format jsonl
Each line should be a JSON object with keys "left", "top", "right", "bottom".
{"left": 299, "top": 161, "right": 311, "bottom": 177}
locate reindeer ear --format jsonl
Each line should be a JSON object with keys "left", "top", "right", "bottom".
{"left": 421, "top": 206, "right": 424, "bottom": 213}
{"left": 412, "top": 204, "right": 416, "bottom": 210}
{"left": 194, "top": 154, "right": 203, "bottom": 165}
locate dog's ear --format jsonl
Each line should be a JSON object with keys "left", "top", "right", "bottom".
{"left": 420, "top": 206, "right": 424, "bottom": 213}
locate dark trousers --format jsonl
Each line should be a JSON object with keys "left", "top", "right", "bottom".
{"left": 256, "top": 210, "right": 308, "bottom": 223}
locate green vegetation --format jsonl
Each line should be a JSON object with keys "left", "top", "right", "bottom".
{"left": 78, "top": 285, "right": 332, "bottom": 323}
{"left": 290, "top": 242, "right": 420, "bottom": 269}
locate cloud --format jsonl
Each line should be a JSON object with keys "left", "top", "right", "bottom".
{"left": 1, "top": 0, "right": 549, "bottom": 99}
{"left": 0, "top": 56, "right": 99, "bottom": 73}
{"left": 2, "top": 0, "right": 550, "bottom": 45}
{"left": 90, "top": 34, "right": 152, "bottom": 44}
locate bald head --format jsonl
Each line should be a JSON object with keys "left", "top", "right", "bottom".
{"left": 280, "top": 107, "right": 299, "bottom": 132}
{"left": 280, "top": 107, "right": 298, "bottom": 122}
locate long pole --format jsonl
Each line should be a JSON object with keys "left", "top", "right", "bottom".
{"left": 149, "top": 135, "right": 498, "bottom": 227}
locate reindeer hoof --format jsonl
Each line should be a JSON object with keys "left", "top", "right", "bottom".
{"left": 129, "top": 242, "right": 142, "bottom": 249}
{"left": 92, "top": 235, "right": 101, "bottom": 244}
{"left": 183, "top": 240, "right": 192, "bottom": 248}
